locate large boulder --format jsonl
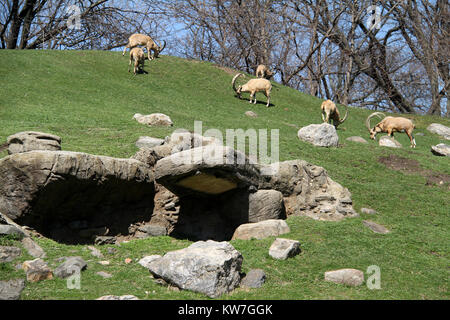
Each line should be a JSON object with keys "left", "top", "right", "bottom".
{"left": 7, "top": 131, "right": 61, "bottom": 155}
{"left": 427, "top": 123, "right": 450, "bottom": 140}
{"left": 0, "top": 279, "right": 26, "bottom": 300}
{"left": 147, "top": 240, "right": 243, "bottom": 298}
{"left": 297, "top": 123, "right": 339, "bottom": 147}
{"left": 0, "top": 151, "right": 155, "bottom": 244}
{"left": 379, "top": 136, "right": 402, "bottom": 148}
{"left": 259, "top": 160, "right": 357, "bottom": 221}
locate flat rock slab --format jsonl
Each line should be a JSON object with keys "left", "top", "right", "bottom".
{"left": 155, "top": 145, "right": 261, "bottom": 196}
{"left": 379, "top": 136, "right": 402, "bottom": 148}
{"left": 0, "top": 151, "right": 155, "bottom": 244}
{"left": 21, "top": 237, "right": 46, "bottom": 258}
{"left": 232, "top": 219, "right": 290, "bottom": 240}
{"left": 427, "top": 123, "right": 450, "bottom": 140}
{"left": 7, "top": 131, "right": 61, "bottom": 155}
{"left": 135, "top": 136, "right": 165, "bottom": 149}
{"left": 133, "top": 113, "right": 173, "bottom": 127}
{"left": 54, "top": 256, "right": 87, "bottom": 279}
{"left": 431, "top": 144, "right": 450, "bottom": 157}
{"left": 0, "top": 279, "right": 26, "bottom": 300}
{"left": 96, "top": 295, "right": 139, "bottom": 300}
{"left": 297, "top": 123, "right": 339, "bottom": 147}
{"left": 147, "top": 240, "right": 243, "bottom": 298}
{"left": 324, "top": 269, "right": 364, "bottom": 286}
{"left": 363, "top": 220, "right": 390, "bottom": 234}
{"left": 269, "top": 238, "right": 301, "bottom": 260}
{"left": 138, "top": 255, "right": 162, "bottom": 269}
{"left": 0, "top": 246, "right": 21, "bottom": 263}
{"left": 0, "top": 225, "right": 26, "bottom": 239}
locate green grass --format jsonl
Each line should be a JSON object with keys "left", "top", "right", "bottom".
{"left": 0, "top": 50, "right": 449, "bottom": 300}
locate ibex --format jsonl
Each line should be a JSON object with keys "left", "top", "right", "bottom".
{"left": 232, "top": 73, "right": 272, "bottom": 107}
{"left": 123, "top": 33, "right": 166, "bottom": 60}
{"left": 256, "top": 64, "right": 275, "bottom": 79}
{"left": 321, "top": 100, "right": 348, "bottom": 128}
{"left": 128, "top": 47, "right": 145, "bottom": 75}
{"left": 366, "top": 112, "right": 416, "bottom": 148}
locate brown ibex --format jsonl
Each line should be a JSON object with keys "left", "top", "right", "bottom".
{"left": 232, "top": 73, "right": 272, "bottom": 107}
{"left": 321, "top": 100, "right": 348, "bottom": 128}
{"left": 366, "top": 112, "right": 416, "bottom": 148}
{"left": 128, "top": 47, "right": 145, "bottom": 75}
{"left": 123, "top": 33, "right": 166, "bottom": 60}
{"left": 255, "top": 64, "right": 275, "bottom": 79}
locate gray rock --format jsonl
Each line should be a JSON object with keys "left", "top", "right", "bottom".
{"left": 0, "top": 279, "right": 26, "bottom": 300}
{"left": 361, "top": 208, "right": 377, "bottom": 215}
{"left": 137, "top": 224, "right": 167, "bottom": 237}
{"left": 22, "top": 258, "right": 53, "bottom": 282}
{"left": 248, "top": 190, "right": 285, "bottom": 222}
{"left": 297, "top": 123, "right": 339, "bottom": 147}
{"left": 87, "top": 246, "right": 103, "bottom": 258}
{"left": 324, "top": 268, "right": 364, "bottom": 286}
{"left": 379, "top": 136, "right": 402, "bottom": 148}
{"left": 427, "top": 123, "right": 450, "bottom": 140}
{"left": 135, "top": 136, "right": 165, "bottom": 149}
{"left": 0, "top": 151, "right": 154, "bottom": 243}
{"left": 232, "top": 219, "right": 290, "bottom": 240}
{"left": 363, "top": 220, "right": 390, "bottom": 234}
{"left": 21, "top": 237, "right": 46, "bottom": 258}
{"left": 133, "top": 113, "right": 173, "bottom": 127}
{"left": 138, "top": 255, "right": 162, "bottom": 269}
{"left": 96, "top": 271, "right": 112, "bottom": 279}
{"left": 0, "top": 246, "right": 21, "bottom": 263}
{"left": 240, "top": 269, "right": 266, "bottom": 288}
{"left": 155, "top": 145, "right": 261, "bottom": 196}
{"left": 431, "top": 143, "right": 450, "bottom": 157}
{"left": 245, "top": 111, "right": 258, "bottom": 118}
{"left": 95, "top": 236, "right": 117, "bottom": 245}
{"left": 54, "top": 256, "right": 87, "bottom": 279}
{"left": 0, "top": 225, "right": 26, "bottom": 239}
{"left": 96, "top": 295, "right": 139, "bottom": 300}
{"left": 7, "top": 131, "right": 61, "bottom": 155}
{"left": 147, "top": 240, "right": 243, "bottom": 298}
{"left": 268, "top": 238, "right": 301, "bottom": 260}
{"left": 346, "top": 136, "right": 368, "bottom": 144}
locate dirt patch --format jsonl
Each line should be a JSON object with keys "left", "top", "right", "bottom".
{"left": 378, "top": 154, "right": 450, "bottom": 188}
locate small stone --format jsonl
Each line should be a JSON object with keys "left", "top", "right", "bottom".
{"left": 379, "top": 136, "right": 402, "bottom": 148}
{"left": 363, "top": 220, "right": 390, "bottom": 234}
{"left": 346, "top": 136, "right": 368, "bottom": 144}
{"left": 268, "top": 238, "right": 301, "bottom": 260}
{"left": 22, "top": 258, "right": 53, "bottom": 282}
{"left": 95, "top": 236, "right": 116, "bottom": 245}
{"left": 232, "top": 219, "right": 290, "bottom": 240}
{"left": 245, "top": 111, "right": 258, "bottom": 118}
{"left": 98, "top": 260, "right": 110, "bottom": 266}
{"left": 87, "top": 246, "right": 103, "bottom": 258}
{"left": 135, "top": 136, "right": 165, "bottom": 149}
{"left": 106, "top": 247, "right": 117, "bottom": 255}
{"left": 137, "top": 225, "right": 167, "bottom": 237}
{"left": 431, "top": 144, "right": 450, "bottom": 157}
{"left": 361, "top": 208, "right": 377, "bottom": 215}
{"left": 96, "top": 271, "right": 112, "bottom": 279}
{"left": 124, "top": 258, "right": 132, "bottom": 264}
{"left": 96, "top": 295, "right": 139, "bottom": 300}
{"left": 240, "top": 269, "right": 266, "bottom": 288}
{"left": 324, "top": 269, "right": 364, "bottom": 286}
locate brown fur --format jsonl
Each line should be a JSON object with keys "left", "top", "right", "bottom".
{"left": 232, "top": 73, "right": 272, "bottom": 107}
{"left": 321, "top": 100, "right": 348, "bottom": 128}
{"left": 255, "top": 64, "right": 274, "bottom": 79}
{"left": 366, "top": 112, "right": 416, "bottom": 148}
{"left": 128, "top": 47, "right": 145, "bottom": 75}
{"left": 123, "top": 33, "right": 166, "bottom": 60}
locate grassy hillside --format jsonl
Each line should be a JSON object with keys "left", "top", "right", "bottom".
{"left": 0, "top": 50, "right": 449, "bottom": 300}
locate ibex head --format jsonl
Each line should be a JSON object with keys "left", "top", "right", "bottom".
{"left": 365, "top": 112, "right": 386, "bottom": 140}
{"left": 232, "top": 73, "right": 244, "bottom": 98}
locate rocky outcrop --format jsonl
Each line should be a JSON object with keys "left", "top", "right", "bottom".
{"left": 7, "top": 131, "right": 61, "bottom": 155}
{"left": 431, "top": 143, "right": 450, "bottom": 157}
{"left": 259, "top": 160, "right": 357, "bottom": 221}
{"left": 147, "top": 240, "right": 243, "bottom": 298}
{"left": 0, "top": 151, "right": 155, "bottom": 244}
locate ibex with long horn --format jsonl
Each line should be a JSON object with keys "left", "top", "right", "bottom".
{"left": 123, "top": 33, "right": 166, "bottom": 60}
{"left": 321, "top": 100, "right": 348, "bottom": 128}
{"left": 232, "top": 73, "right": 272, "bottom": 107}
{"left": 366, "top": 112, "right": 416, "bottom": 148}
